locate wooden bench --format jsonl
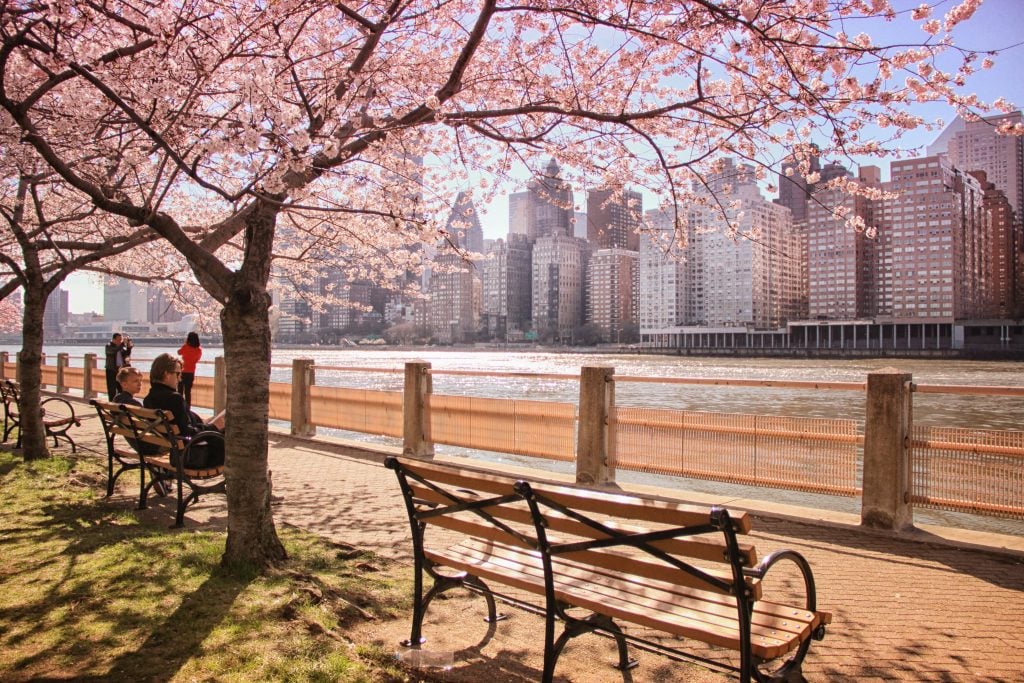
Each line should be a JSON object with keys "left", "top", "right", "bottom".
{"left": 1, "top": 379, "right": 81, "bottom": 452}
{"left": 386, "top": 456, "right": 830, "bottom": 683}
{"left": 90, "top": 400, "right": 225, "bottom": 527}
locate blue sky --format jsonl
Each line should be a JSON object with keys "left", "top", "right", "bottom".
{"left": 65, "top": 0, "right": 1024, "bottom": 314}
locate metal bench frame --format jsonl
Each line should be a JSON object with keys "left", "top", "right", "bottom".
{"left": 2, "top": 379, "right": 81, "bottom": 452}
{"left": 91, "top": 400, "right": 225, "bottom": 527}
{"left": 387, "top": 456, "right": 829, "bottom": 683}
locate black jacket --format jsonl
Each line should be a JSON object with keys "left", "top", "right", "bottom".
{"left": 143, "top": 382, "right": 194, "bottom": 436}
{"left": 104, "top": 341, "right": 132, "bottom": 370}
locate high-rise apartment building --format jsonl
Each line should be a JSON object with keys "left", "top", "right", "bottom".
{"left": 428, "top": 251, "right": 480, "bottom": 344}
{"left": 933, "top": 112, "right": 1023, "bottom": 317}
{"left": 480, "top": 233, "right": 533, "bottom": 340}
{"left": 806, "top": 164, "right": 881, "bottom": 319}
{"left": 587, "top": 248, "right": 638, "bottom": 343}
{"left": 874, "top": 155, "right": 987, "bottom": 320}
{"left": 686, "top": 161, "right": 803, "bottom": 328}
{"left": 639, "top": 208, "right": 688, "bottom": 331}
{"left": 586, "top": 187, "right": 642, "bottom": 250}
{"left": 775, "top": 151, "right": 821, "bottom": 224}
{"left": 971, "top": 170, "right": 1016, "bottom": 317}
{"left": 532, "top": 233, "right": 589, "bottom": 342}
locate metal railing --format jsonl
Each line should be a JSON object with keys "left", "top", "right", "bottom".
{"left": 4, "top": 352, "right": 1022, "bottom": 525}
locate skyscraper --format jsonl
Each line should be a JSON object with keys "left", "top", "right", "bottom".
{"left": 806, "top": 164, "right": 881, "bottom": 319}
{"left": 775, "top": 149, "right": 821, "bottom": 224}
{"left": 103, "top": 278, "right": 147, "bottom": 323}
{"left": 481, "top": 233, "right": 533, "bottom": 340}
{"left": 586, "top": 187, "right": 642, "bottom": 250}
{"left": 874, "top": 156, "right": 987, "bottom": 320}
{"left": 445, "top": 190, "right": 484, "bottom": 254}
{"left": 529, "top": 158, "right": 574, "bottom": 238}
{"left": 588, "top": 248, "right": 638, "bottom": 343}
{"left": 532, "top": 234, "right": 589, "bottom": 343}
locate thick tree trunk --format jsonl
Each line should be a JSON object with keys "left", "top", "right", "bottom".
{"left": 18, "top": 284, "right": 49, "bottom": 460}
{"left": 219, "top": 280, "right": 287, "bottom": 568}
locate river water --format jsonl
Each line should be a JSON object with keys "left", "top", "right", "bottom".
{"left": 13, "top": 344, "right": 1024, "bottom": 535}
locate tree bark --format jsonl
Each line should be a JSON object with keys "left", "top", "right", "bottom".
{"left": 219, "top": 203, "right": 286, "bottom": 568}
{"left": 18, "top": 281, "right": 50, "bottom": 460}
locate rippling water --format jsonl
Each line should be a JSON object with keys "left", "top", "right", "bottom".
{"left": 19, "top": 345, "right": 1024, "bottom": 430}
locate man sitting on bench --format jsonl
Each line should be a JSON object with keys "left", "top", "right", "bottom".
{"left": 143, "top": 353, "right": 226, "bottom": 470}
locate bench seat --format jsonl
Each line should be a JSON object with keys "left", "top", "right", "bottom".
{"left": 429, "top": 538, "right": 826, "bottom": 661}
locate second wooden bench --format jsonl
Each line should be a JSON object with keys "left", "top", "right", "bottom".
{"left": 387, "top": 456, "right": 830, "bottom": 683}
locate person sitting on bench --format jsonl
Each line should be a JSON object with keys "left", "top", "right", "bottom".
{"left": 112, "top": 366, "right": 144, "bottom": 408}
{"left": 144, "top": 353, "right": 226, "bottom": 469}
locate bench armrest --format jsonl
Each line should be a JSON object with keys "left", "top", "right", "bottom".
{"left": 744, "top": 549, "right": 818, "bottom": 612}
{"left": 40, "top": 397, "right": 81, "bottom": 427}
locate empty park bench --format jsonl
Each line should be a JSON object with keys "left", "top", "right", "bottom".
{"left": 90, "top": 400, "right": 225, "bottom": 527}
{"left": 1, "top": 379, "right": 81, "bottom": 452}
{"left": 386, "top": 456, "right": 830, "bottom": 683}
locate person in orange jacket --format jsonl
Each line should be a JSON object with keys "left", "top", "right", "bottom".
{"left": 177, "top": 332, "right": 202, "bottom": 410}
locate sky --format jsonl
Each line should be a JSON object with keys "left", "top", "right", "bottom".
{"left": 63, "top": 0, "right": 1024, "bottom": 314}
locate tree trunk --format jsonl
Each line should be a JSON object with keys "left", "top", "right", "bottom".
{"left": 18, "top": 284, "right": 49, "bottom": 461}
{"left": 219, "top": 280, "right": 287, "bottom": 568}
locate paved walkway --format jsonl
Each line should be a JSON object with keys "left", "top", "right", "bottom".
{"left": 70, "top": 412, "right": 1024, "bottom": 682}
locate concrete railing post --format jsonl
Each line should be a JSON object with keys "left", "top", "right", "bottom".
{"left": 403, "top": 361, "right": 434, "bottom": 459}
{"left": 56, "top": 353, "right": 69, "bottom": 394}
{"left": 291, "top": 358, "right": 316, "bottom": 437}
{"left": 861, "top": 368, "right": 914, "bottom": 530}
{"left": 213, "top": 356, "right": 227, "bottom": 414}
{"left": 0, "top": 351, "right": 7, "bottom": 379}
{"left": 83, "top": 353, "right": 98, "bottom": 399}
{"left": 576, "top": 366, "right": 615, "bottom": 486}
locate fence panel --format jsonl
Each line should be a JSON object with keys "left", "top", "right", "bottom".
{"left": 428, "top": 394, "right": 577, "bottom": 461}
{"left": 611, "top": 407, "right": 860, "bottom": 496}
{"left": 310, "top": 386, "right": 403, "bottom": 437}
{"left": 190, "top": 376, "right": 215, "bottom": 410}
{"left": 911, "top": 426, "right": 1024, "bottom": 519}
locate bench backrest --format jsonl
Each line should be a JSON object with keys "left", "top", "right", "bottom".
{"left": 90, "top": 400, "right": 182, "bottom": 453}
{"left": 386, "top": 456, "right": 759, "bottom": 598}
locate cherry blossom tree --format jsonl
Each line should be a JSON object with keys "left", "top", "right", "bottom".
{"left": 0, "top": 159, "right": 158, "bottom": 460}
{"left": 0, "top": 0, "right": 1008, "bottom": 568}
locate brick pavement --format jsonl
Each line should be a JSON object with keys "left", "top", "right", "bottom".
{"left": 70, "top": 413, "right": 1024, "bottom": 682}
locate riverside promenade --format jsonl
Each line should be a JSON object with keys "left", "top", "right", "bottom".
{"left": 69, "top": 411, "right": 1024, "bottom": 682}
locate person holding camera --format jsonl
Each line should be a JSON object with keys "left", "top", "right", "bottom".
{"left": 104, "top": 332, "right": 134, "bottom": 400}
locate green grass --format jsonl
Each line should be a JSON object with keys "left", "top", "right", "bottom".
{"left": 0, "top": 449, "right": 418, "bottom": 682}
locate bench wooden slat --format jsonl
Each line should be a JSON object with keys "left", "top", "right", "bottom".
{"left": 430, "top": 539, "right": 815, "bottom": 660}
{"left": 401, "top": 459, "right": 751, "bottom": 534}
{"left": 408, "top": 481, "right": 758, "bottom": 567}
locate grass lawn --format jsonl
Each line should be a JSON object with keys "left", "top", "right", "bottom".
{"left": 0, "top": 448, "right": 421, "bottom": 682}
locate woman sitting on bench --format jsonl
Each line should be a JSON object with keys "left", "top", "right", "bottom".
{"left": 144, "top": 353, "right": 226, "bottom": 469}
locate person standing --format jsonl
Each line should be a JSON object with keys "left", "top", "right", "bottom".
{"left": 104, "top": 332, "right": 133, "bottom": 400}
{"left": 177, "top": 332, "right": 202, "bottom": 410}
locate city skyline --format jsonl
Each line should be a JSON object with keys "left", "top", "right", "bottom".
{"left": 57, "top": 0, "right": 1024, "bottom": 315}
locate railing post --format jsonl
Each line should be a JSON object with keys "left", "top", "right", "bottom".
{"left": 0, "top": 351, "right": 7, "bottom": 379}
{"left": 576, "top": 365, "right": 615, "bottom": 486}
{"left": 861, "top": 368, "right": 914, "bottom": 530}
{"left": 16, "top": 352, "right": 22, "bottom": 384}
{"left": 213, "top": 356, "right": 227, "bottom": 414}
{"left": 56, "top": 353, "right": 69, "bottom": 394}
{"left": 83, "top": 353, "right": 98, "bottom": 399}
{"left": 403, "top": 361, "right": 434, "bottom": 459}
{"left": 290, "top": 358, "right": 316, "bottom": 437}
